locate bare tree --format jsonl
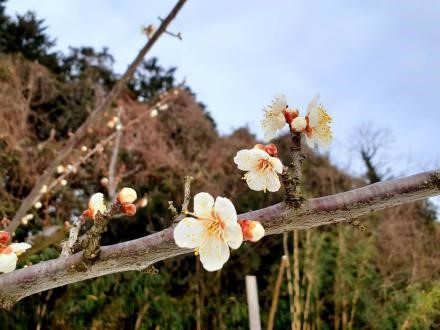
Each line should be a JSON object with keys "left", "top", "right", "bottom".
{"left": 351, "top": 122, "right": 394, "bottom": 183}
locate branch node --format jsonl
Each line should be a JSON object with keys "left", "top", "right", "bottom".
{"left": 168, "top": 201, "right": 179, "bottom": 218}
{"left": 140, "top": 265, "right": 159, "bottom": 275}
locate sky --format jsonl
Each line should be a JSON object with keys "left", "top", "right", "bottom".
{"left": 6, "top": 0, "right": 440, "bottom": 210}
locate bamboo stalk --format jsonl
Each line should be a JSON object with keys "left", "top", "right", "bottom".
{"left": 293, "top": 230, "right": 302, "bottom": 330}
{"left": 284, "top": 233, "right": 296, "bottom": 330}
{"left": 267, "top": 256, "right": 288, "bottom": 330}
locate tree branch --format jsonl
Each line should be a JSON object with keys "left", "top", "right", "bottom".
{"left": 0, "top": 169, "right": 439, "bottom": 309}
{"left": 6, "top": 0, "right": 188, "bottom": 234}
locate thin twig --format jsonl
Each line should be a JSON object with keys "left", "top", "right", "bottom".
{"left": 108, "top": 107, "right": 124, "bottom": 199}
{"left": 60, "top": 222, "right": 81, "bottom": 257}
{"left": 6, "top": 0, "right": 188, "bottom": 234}
{"left": 181, "top": 175, "right": 193, "bottom": 213}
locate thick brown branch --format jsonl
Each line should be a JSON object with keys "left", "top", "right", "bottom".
{"left": 6, "top": 0, "right": 187, "bottom": 234}
{"left": 0, "top": 170, "right": 439, "bottom": 309}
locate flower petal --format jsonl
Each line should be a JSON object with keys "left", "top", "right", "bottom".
{"left": 234, "top": 148, "right": 268, "bottom": 172}
{"left": 9, "top": 242, "right": 31, "bottom": 255}
{"left": 0, "top": 253, "right": 18, "bottom": 273}
{"left": 89, "top": 193, "right": 107, "bottom": 216}
{"left": 262, "top": 113, "right": 286, "bottom": 141}
{"left": 214, "top": 197, "right": 238, "bottom": 226}
{"left": 269, "top": 157, "right": 283, "bottom": 174}
{"left": 193, "top": 192, "right": 214, "bottom": 218}
{"left": 245, "top": 170, "right": 267, "bottom": 192}
{"left": 264, "top": 94, "right": 287, "bottom": 114}
{"left": 306, "top": 95, "right": 320, "bottom": 115}
{"left": 266, "top": 170, "right": 281, "bottom": 192}
{"left": 174, "top": 217, "right": 206, "bottom": 249}
{"left": 304, "top": 135, "right": 315, "bottom": 149}
{"left": 224, "top": 222, "right": 243, "bottom": 249}
{"left": 199, "top": 238, "right": 230, "bottom": 272}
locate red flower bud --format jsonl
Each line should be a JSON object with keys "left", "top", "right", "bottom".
{"left": 263, "top": 144, "right": 278, "bottom": 157}
{"left": 82, "top": 209, "right": 94, "bottom": 220}
{"left": 283, "top": 108, "right": 299, "bottom": 124}
{"left": 122, "top": 203, "right": 137, "bottom": 216}
{"left": 254, "top": 143, "right": 278, "bottom": 157}
{"left": 0, "top": 231, "right": 11, "bottom": 244}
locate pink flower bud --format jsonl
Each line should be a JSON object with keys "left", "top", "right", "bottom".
{"left": 254, "top": 143, "right": 278, "bottom": 157}
{"left": 283, "top": 108, "right": 299, "bottom": 124}
{"left": 238, "top": 220, "right": 265, "bottom": 242}
{"left": 0, "top": 231, "right": 11, "bottom": 244}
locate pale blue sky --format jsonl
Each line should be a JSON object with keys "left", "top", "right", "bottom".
{"left": 7, "top": 1, "right": 440, "bottom": 183}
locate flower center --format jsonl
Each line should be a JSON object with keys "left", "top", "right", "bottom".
{"left": 205, "top": 210, "right": 225, "bottom": 240}
{"left": 257, "top": 159, "right": 273, "bottom": 173}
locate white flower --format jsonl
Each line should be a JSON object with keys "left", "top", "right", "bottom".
{"left": 261, "top": 95, "right": 288, "bottom": 140}
{"left": 66, "top": 164, "right": 77, "bottom": 173}
{"left": 86, "top": 193, "right": 107, "bottom": 219}
{"left": 303, "top": 95, "right": 333, "bottom": 149}
{"left": 117, "top": 187, "right": 137, "bottom": 204}
{"left": 60, "top": 179, "right": 68, "bottom": 186}
{"left": 0, "top": 242, "right": 31, "bottom": 273}
{"left": 158, "top": 104, "right": 169, "bottom": 111}
{"left": 21, "top": 214, "right": 34, "bottom": 225}
{"left": 174, "top": 192, "right": 243, "bottom": 271}
{"left": 81, "top": 145, "right": 88, "bottom": 152}
{"left": 34, "top": 201, "right": 42, "bottom": 209}
{"left": 40, "top": 185, "right": 48, "bottom": 194}
{"left": 234, "top": 147, "right": 283, "bottom": 192}
{"left": 138, "top": 197, "right": 148, "bottom": 208}
{"left": 150, "top": 109, "right": 158, "bottom": 118}
{"left": 56, "top": 165, "right": 65, "bottom": 174}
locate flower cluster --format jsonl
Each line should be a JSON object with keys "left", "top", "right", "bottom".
{"left": 82, "top": 187, "right": 138, "bottom": 220}
{"left": 0, "top": 231, "right": 31, "bottom": 273}
{"left": 174, "top": 192, "right": 265, "bottom": 271}
{"left": 289, "top": 95, "right": 333, "bottom": 149}
{"left": 174, "top": 93, "right": 332, "bottom": 271}
{"left": 261, "top": 94, "right": 332, "bottom": 148}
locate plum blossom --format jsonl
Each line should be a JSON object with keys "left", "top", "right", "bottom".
{"left": 0, "top": 231, "right": 31, "bottom": 273}
{"left": 234, "top": 145, "right": 283, "bottom": 192}
{"left": 238, "top": 220, "right": 265, "bottom": 242}
{"left": 261, "top": 95, "right": 299, "bottom": 140}
{"left": 261, "top": 95, "right": 287, "bottom": 140}
{"left": 290, "top": 95, "right": 333, "bottom": 149}
{"left": 174, "top": 192, "right": 243, "bottom": 271}
{"left": 83, "top": 193, "right": 107, "bottom": 219}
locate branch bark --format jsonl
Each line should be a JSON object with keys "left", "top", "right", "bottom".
{"left": 0, "top": 169, "right": 439, "bottom": 309}
{"left": 5, "top": 0, "right": 188, "bottom": 234}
